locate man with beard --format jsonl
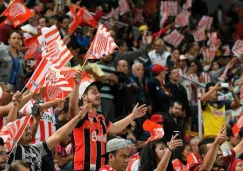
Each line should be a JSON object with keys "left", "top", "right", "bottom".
{"left": 69, "top": 71, "right": 147, "bottom": 171}
{"left": 190, "top": 126, "right": 243, "bottom": 171}
{"left": 0, "top": 138, "right": 8, "bottom": 170}
{"left": 162, "top": 101, "right": 184, "bottom": 142}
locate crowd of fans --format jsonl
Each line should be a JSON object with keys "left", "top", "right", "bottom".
{"left": 0, "top": 0, "right": 243, "bottom": 171}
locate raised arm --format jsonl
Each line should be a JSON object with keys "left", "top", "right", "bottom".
{"left": 69, "top": 70, "right": 82, "bottom": 119}
{"left": 155, "top": 135, "right": 183, "bottom": 171}
{"left": 46, "top": 103, "right": 91, "bottom": 150}
{"left": 200, "top": 83, "right": 220, "bottom": 106}
{"left": 107, "top": 104, "right": 147, "bottom": 134}
{"left": 199, "top": 126, "right": 228, "bottom": 171}
{"left": 233, "top": 139, "right": 243, "bottom": 157}
{"left": 228, "top": 83, "right": 240, "bottom": 109}
{"left": 6, "top": 92, "right": 22, "bottom": 124}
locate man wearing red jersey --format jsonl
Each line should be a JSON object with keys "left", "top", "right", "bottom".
{"left": 69, "top": 71, "right": 147, "bottom": 171}
{"left": 189, "top": 126, "right": 243, "bottom": 171}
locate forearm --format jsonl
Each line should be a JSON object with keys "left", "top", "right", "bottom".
{"left": 46, "top": 114, "right": 81, "bottom": 150}
{"left": 6, "top": 104, "right": 19, "bottom": 124}
{"left": 231, "top": 91, "right": 240, "bottom": 108}
{"left": 69, "top": 84, "right": 80, "bottom": 118}
{"left": 156, "top": 149, "right": 172, "bottom": 171}
{"left": 31, "top": 118, "right": 40, "bottom": 139}
{"left": 0, "top": 103, "right": 12, "bottom": 117}
{"left": 108, "top": 114, "right": 134, "bottom": 134}
{"left": 19, "top": 92, "right": 34, "bottom": 109}
{"left": 201, "top": 89, "right": 215, "bottom": 104}
{"left": 91, "top": 72, "right": 105, "bottom": 82}
{"left": 58, "top": 155, "right": 73, "bottom": 167}
{"left": 200, "top": 143, "right": 219, "bottom": 171}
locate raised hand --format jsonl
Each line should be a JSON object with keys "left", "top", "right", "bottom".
{"left": 12, "top": 91, "right": 22, "bottom": 106}
{"left": 168, "top": 134, "right": 183, "bottom": 151}
{"left": 131, "top": 103, "right": 147, "bottom": 119}
{"left": 74, "top": 70, "right": 82, "bottom": 85}
{"left": 77, "top": 103, "right": 92, "bottom": 120}
{"left": 215, "top": 125, "right": 228, "bottom": 145}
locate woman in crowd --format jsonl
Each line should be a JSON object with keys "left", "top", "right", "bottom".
{"left": 229, "top": 159, "right": 243, "bottom": 171}
{"left": 172, "top": 143, "right": 192, "bottom": 171}
{"left": 0, "top": 31, "right": 26, "bottom": 91}
{"left": 139, "top": 136, "right": 183, "bottom": 171}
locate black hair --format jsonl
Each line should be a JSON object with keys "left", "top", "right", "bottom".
{"left": 188, "top": 60, "right": 203, "bottom": 76}
{"left": 198, "top": 138, "right": 215, "bottom": 157}
{"left": 49, "top": 15, "right": 59, "bottom": 21}
{"left": 173, "top": 142, "right": 191, "bottom": 161}
{"left": 8, "top": 31, "right": 22, "bottom": 40}
{"left": 139, "top": 139, "right": 167, "bottom": 171}
{"left": 168, "top": 66, "right": 179, "bottom": 76}
{"left": 115, "top": 39, "right": 126, "bottom": 48}
{"left": 0, "top": 137, "right": 4, "bottom": 146}
{"left": 60, "top": 15, "right": 71, "bottom": 23}
{"left": 39, "top": 16, "right": 49, "bottom": 23}
{"left": 205, "top": 83, "right": 216, "bottom": 92}
{"left": 170, "top": 101, "right": 183, "bottom": 108}
{"left": 9, "top": 160, "right": 30, "bottom": 171}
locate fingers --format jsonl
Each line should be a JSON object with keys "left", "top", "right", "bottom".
{"left": 219, "top": 125, "right": 225, "bottom": 134}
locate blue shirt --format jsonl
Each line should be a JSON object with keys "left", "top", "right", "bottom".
{"left": 9, "top": 57, "right": 20, "bottom": 84}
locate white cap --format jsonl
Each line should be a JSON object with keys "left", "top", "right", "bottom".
{"left": 106, "top": 138, "right": 130, "bottom": 153}
{"left": 79, "top": 81, "right": 93, "bottom": 100}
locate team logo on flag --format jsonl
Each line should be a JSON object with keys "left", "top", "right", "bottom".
{"left": 10, "top": 3, "right": 26, "bottom": 17}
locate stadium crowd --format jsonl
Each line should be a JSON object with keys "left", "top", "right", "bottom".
{"left": 0, "top": 0, "right": 243, "bottom": 171}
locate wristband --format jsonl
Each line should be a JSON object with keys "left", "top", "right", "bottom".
{"left": 168, "top": 147, "right": 173, "bottom": 152}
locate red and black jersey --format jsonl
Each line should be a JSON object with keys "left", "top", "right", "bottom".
{"left": 73, "top": 111, "right": 111, "bottom": 171}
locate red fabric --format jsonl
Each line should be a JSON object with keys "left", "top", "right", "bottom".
{"left": 232, "top": 113, "right": 243, "bottom": 137}
{"left": 98, "top": 165, "right": 116, "bottom": 171}
{"left": 1, "top": 0, "right": 34, "bottom": 27}
{"left": 93, "top": 10, "right": 103, "bottom": 22}
{"left": 152, "top": 28, "right": 167, "bottom": 39}
{"left": 0, "top": 24, "right": 14, "bottom": 45}
{"left": 24, "top": 36, "right": 39, "bottom": 60}
{"left": 172, "top": 159, "right": 185, "bottom": 171}
{"left": 229, "top": 159, "right": 243, "bottom": 171}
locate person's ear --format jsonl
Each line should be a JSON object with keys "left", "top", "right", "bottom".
{"left": 108, "top": 153, "right": 114, "bottom": 162}
{"left": 82, "top": 94, "right": 87, "bottom": 102}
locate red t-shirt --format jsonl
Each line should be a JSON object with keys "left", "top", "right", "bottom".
{"left": 98, "top": 165, "right": 116, "bottom": 171}
{"left": 189, "top": 150, "right": 236, "bottom": 171}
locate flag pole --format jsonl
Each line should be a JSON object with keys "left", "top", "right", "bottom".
{"left": 20, "top": 87, "right": 27, "bottom": 94}
{"left": 79, "top": 58, "right": 88, "bottom": 71}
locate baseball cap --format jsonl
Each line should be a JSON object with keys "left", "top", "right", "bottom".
{"left": 178, "top": 55, "right": 187, "bottom": 61}
{"left": 151, "top": 64, "right": 168, "bottom": 75}
{"left": 150, "top": 114, "right": 164, "bottom": 123}
{"left": 79, "top": 79, "right": 102, "bottom": 100}
{"left": 101, "top": 138, "right": 130, "bottom": 157}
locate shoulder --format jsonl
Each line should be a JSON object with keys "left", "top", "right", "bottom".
{"left": 163, "top": 51, "right": 170, "bottom": 57}
{"left": 148, "top": 50, "right": 155, "bottom": 56}
{"left": 98, "top": 165, "right": 116, "bottom": 171}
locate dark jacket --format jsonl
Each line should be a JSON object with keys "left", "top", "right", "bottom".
{"left": 165, "top": 81, "right": 190, "bottom": 118}
{"left": 146, "top": 77, "right": 170, "bottom": 113}
{"left": 163, "top": 113, "right": 183, "bottom": 142}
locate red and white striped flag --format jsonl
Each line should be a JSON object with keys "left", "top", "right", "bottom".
{"left": 175, "top": 10, "right": 190, "bottom": 27}
{"left": 183, "top": 0, "right": 192, "bottom": 10}
{"left": 232, "top": 39, "right": 243, "bottom": 58}
{"left": 198, "top": 16, "right": 213, "bottom": 31}
{"left": 119, "top": 0, "right": 130, "bottom": 15}
{"left": 192, "top": 26, "right": 206, "bottom": 42}
{"left": 85, "top": 24, "right": 118, "bottom": 59}
{"left": 160, "top": 5, "right": 168, "bottom": 28}
{"left": 26, "top": 58, "right": 52, "bottom": 94}
{"left": 210, "top": 32, "right": 217, "bottom": 46}
{"left": 218, "top": 62, "right": 234, "bottom": 82}
{"left": 203, "top": 46, "right": 217, "bottom": 61}
{"left": 163, "top": 30, "right": 184, "bottom": 48}
{"left": 105, "top": 7, "right": 120, "bottom": 20}
{"left": 0, "top": 115, "right": 32, "bottom": 152}
{"left": 222, "top": 45, "right": 231, "bottom": 56}
{"left": 161, "top": 1, "right": 178, "bottom": 17}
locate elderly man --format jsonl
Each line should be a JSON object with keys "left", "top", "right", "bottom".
{"left": 99, "top": 138, "right": 130, "bottom": 171}
{"left": 148, "top": 38, "right": 170, "bottom": 67}
{"left": 130, "top": 63, "right": 151, "bottom": 114}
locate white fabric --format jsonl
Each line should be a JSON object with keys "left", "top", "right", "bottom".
{"left": 0, "top": 86, "right": 3, "bottom": 98}
{"left": 148, "top": 50, "right": 170, "bottom": 66}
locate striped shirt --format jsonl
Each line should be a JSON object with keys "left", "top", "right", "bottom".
{"left": 97, "top": 62, "right": 116, "bottom": 100}
{"left": 73, "top": 111, "right": 111, "bottom": 171}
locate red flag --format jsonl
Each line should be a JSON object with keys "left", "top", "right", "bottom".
{"left": 1, "top": 0, "right": 34, "bottom": 28}
{"left": 143, "top": 119, "right": 164, "bottom": 144}
{"left": 198, "top": 16, "right": 213, "bottom": 31}
{"left": 163, "top": 30, "right": 184, "bottom": 48}
{"left": 145, "top": 0, "right": 158, "bottom": 15}
{"left": 161, "top": 1, "right": 178, "bottom": 17}
{"left": 175, "top": 10, "right": 190, "bottom": 27}
{"left": 26, "top": 58, "right": 52, "bottom": 93}
{"left": 0, "top": 115, "right": 32, "bottom": 152}
{"left": 85, "top": 24, "right": 118, "bottom": 59}
{"left": 232, "top": 113, "right": 243, "bottom": 137}
{"left": 40, "top": 25, "right": 73, "bottom": 69}
{"left": 24, "top": 36, "right": 39, "bottom": 60}
{"left": 240, "top": 87, "right": 243, "bottom": 105}
{"left": 119, "top": 0, "right": 130, "bottom": 16}
{"left": 183, "top": 0, "right": 192, "bottom": 9}
{"left": 192, "top": 26, "right": 206, "bottom": 42}
{"left": 79, "top": 7, "right": 97, "bottom": 27}
{"left": 210, "top": 32, "right": 217, "bottom": 46}
{"left": 68, "top": 4, "right": 83, "bottom": 35}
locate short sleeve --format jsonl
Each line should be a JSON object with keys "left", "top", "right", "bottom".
{"left": 91, "top": 63, "right": 105, "bottom": 77}
{"left": 106, "top": 120, "right": 112, "bottom": 130}
{"left": 36, "top": 141, "right": 51, "bottom": 157}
